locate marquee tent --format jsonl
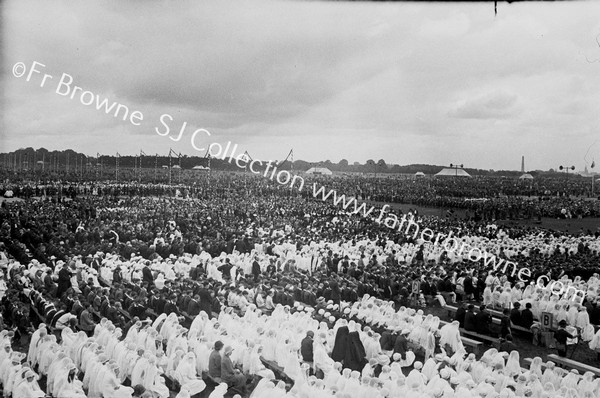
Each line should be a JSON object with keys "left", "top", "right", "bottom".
{"left": 434, "top": 168, "right": 471, "bottom": 177}
{"left": 305, "top": 167, "right": 333, "bottom": 175}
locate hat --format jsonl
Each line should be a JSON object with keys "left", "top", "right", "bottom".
{"left": 214, "top": 340, "right": 224, "bottom": 350}
{"left": 224, "top": 346, "right": 234, "bottom": 355}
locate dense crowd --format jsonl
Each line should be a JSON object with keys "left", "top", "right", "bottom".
{"left": 1, "top": 169, "right": 600, "bottom": 219}
{"left": 0, "top": 172, "right": 599, "bottom": 397}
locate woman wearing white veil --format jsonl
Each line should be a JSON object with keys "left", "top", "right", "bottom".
{"left": 505, "top": 350, "right": 521, "bottom": 377}
{"left": 175, "top": 352, "right": 207, "bottom": 396}
{"left": 54, "top": 365, "right": 86, "bottom": 398}
{"left": 248, "top": 344, "right": 276, "bottom": 380}
{"left": 250, "top": 379, "right": 276, "bottom": 398}
{"left": 313, "top": 332, "right": 335, "bottom": 377}
{"left": 45, "top": 353, "right": 69, "bottom": 395}
{"left": 529, "top": 356, "right": 543, "bottom": 379}
{"left": 152, "top": 313, "right": 168, "bottom": 331}
{"left": 561, "top": 369, "right": 580, "bottom": 390}
{"left": 188, "top": 311, "right": 209, "bottom": 339}
{"left": 166, "top": 348, "right": 186, "bottom": 380}
{"left": 439, "top": 321, "right": 465, "bottom": 356}
{"left": 577, "top": 371, "right": 596, "bottom": 396}
{"left": 189, "top": 337, "right": 211, "bottom": 374}
{"left": 208, "top": 382, "right": 229, "bottom": 398}
{"left": 105, "top": 329, "right": 123, "bottom": 360}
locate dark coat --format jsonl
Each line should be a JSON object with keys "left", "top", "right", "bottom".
{"left": 393, "top": 334, "right": 408, "bottom": 360}
{"left": 521, "top": 308, "right": 534, "bottom": 329}
{"left": 331, "top": 326, "right": 349, "bottom": 362}
{"left": 344, "top": 331, "right": 367, "bottom": 371}
{"left": 300, "top": 336, "right": 314, "bottom": 362}
{"left": 464, "top": 311, "right": 477, "bottom": 332}
{"left": 475, "top": 311, "right": 492, "bottom": 335}
{"left": 455, "top": 306, "right": 467, "bottom": 328}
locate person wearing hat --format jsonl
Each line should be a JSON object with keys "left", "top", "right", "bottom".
{"left": 393, "top": 328, "right": 410, "bottom": 360}
{"left": 209, "top": 341, "right": 224, "bottom": 379}
{"left": 301, "top": 330, "right": 314, "bottom": 364}
{"left": 554, "top": 319, "right": 575, "bottom": 357}
{"left": 510, "top": 302, "right": 522, "bottom": 326}
{"left": 56, "top": 261, "right": 74, "bottom": 299}
{"left": 220, "top": 345, "right": 246, "bottom": 394}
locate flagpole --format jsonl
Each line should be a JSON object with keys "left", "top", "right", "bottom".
{"left": 592, "top": 161, "right": 596, "bottom": 198}
{"left": 169, "top": 149, "right": 172, "bottom": 186}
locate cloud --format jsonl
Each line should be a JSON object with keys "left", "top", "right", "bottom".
{"left": 3, "top": 0, "right": 600, "bottom": 171}
{"left": 449, "top": 90, "right": 519, "bottom": 120}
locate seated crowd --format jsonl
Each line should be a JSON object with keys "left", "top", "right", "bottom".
{"left": 0, "top": 174, "right": 599, "bottom": 397}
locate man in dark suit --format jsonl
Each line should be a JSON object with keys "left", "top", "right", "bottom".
{"left": 79, "top": 303, "right": 95, "bottom": 336}
{"left": 300, "top": 331, "right": 314, "bottom": 363}
{"left": 521, "top": 302, "right": 534, "bottom": 329}
{"left": 510, "top": 302, "right": 522, "bottom": 327}
{"left": 455, "top": 302, "right": 467, "bottom": 328}
{"left": 142, "top": 261, "right": 154, "bottom": 287}
{"left": 251, "top": 257, "right": 261, "bottom": 282}
{"left": 379, "top": 330, "right": 396, "bottom": 352}
{"left": 393, "top": 329, "right": 410, "bottom": 360}
{"left": 187, "top": 295, "right": 201, "bottom": 316}
{"left": 163, "top": 295, "right": 179, "bottom": 316}
{"left": 209, "top": 341, "right": 223, "bottom": 378}
{"left": 198, "top": 283, "right": 213, "bottom": 316}
{"left": 56, "top": 264, "right": 73, "bottom": 298}
{"left": 464, "top": 304, "right": 477, "bottom": 332}
{"left": 475, "top": 305, "right": 492, "bottom": 335}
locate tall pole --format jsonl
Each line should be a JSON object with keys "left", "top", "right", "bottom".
{"left": 591, "top": 162, "right": 596, "bottom": 197}
{"left": 154, "top": 154, "right": 158, "bottom": 183}
{"left": 169, "top": 149, "right": 172, "bottom": 186}
{"left": 116, "top": 152, "right": 120, "bottom": 182}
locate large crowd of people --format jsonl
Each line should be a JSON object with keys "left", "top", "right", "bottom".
{"left": 0, "top": 169, "right": 599, "bottom": 397}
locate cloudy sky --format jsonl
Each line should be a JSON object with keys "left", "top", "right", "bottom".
{"left": 2, "top": 0, "right": 600, "bottom": 171}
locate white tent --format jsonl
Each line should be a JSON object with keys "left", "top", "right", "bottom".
{"left": 434, "top": 168, "right": 471, "bottom": 177}
{"left": 414, "top": 171, "right": 426, "bottom": 178}
{"left": 192, "top": 165, "right": 209, "bottom": 170}
{"left": 519, "top": 173, "right": 534, "bottom": 180}
{"left": 305, "top": 167, "right": 333, "bottom": 175}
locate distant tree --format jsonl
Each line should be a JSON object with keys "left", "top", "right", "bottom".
{"left": 338, "top": 159, "right": 349, "bottom": 167}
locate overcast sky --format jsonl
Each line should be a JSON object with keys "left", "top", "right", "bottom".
{"left": 2, "top": 0, "right": 600, "bottom": 171}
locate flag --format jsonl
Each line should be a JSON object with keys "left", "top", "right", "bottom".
{"left": 592, "top": 160, "right": 595, "bottom": 169}
{"left": 140, "top": 150, "right": 147, "bottom": 156}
